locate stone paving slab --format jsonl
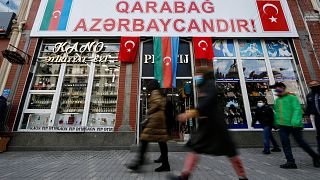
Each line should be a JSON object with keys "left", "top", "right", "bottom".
{"left": 0, "top": 148, "right": 319, "bottom": 180}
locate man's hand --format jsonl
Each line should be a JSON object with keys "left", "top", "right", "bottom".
{"left": 177, "top": 113, "right": 188, "bottom": 122}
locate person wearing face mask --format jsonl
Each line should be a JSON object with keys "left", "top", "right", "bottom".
{"left": 271, "top": 82, "right": 320, "bottom": 169}
{"left": 168, "top": 67, "right": 248, "bottom": 180}
{"left": 252, "top": 100, "right": 281, "bottom": 154}
{"left": 305, "top": 80, "right": 320, "bottom": 156}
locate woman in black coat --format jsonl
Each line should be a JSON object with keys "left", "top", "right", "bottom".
{"left": 169, "top": 68, "right": 248, "bottom": 180}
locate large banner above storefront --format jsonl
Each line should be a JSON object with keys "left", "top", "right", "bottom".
{"left": 30, "top": 0, "right": 298, "bottom": 37}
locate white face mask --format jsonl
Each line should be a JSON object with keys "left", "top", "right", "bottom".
{"left": 257, "top": 102, "right": 265, "bottom": 107}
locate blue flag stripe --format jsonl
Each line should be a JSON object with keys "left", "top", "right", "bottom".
{"left": 171, "top": 37, "right": 179, "bottom": 88}
{"left": 57, "top": 0, "right": 72, "bottom": 30}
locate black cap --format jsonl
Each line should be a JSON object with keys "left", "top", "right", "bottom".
{"left": 269, "top": 82, "right": 286, "bottom": 89}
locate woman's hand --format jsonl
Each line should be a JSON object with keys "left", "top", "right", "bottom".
{"left": 177, "top": 113, "right": 188, "bottom": 122}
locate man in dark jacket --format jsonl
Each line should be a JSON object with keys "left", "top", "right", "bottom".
{"left": 0, "top": 95, "right": 8, "bottom": 132}
{"left": 305, "top": 80, "right": 320, "bottom": 155}
{"left": 252, "top": 100, "right": 281, "bottom": 154}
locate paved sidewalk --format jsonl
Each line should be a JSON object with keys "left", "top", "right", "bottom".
{"left": 0, "top": 148, "right": 319, "bottom": 180}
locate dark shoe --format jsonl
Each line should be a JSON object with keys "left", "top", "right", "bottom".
{"left": 154, "top": 156, "right": 162, "bottom": 163}
{"left": 313, "top": 158, "right": 320, "bottom": 168}
{"left": 126, "top": 161, "right": 143, "bottom": 171}
{"left": 271, "top": 148, "right": 281, "bottom": 152}
{"left": 262, "top": 150, "right": 271, "bottom": 155}
{"left": 280, "top": 162, "right": 297, "bottom": 169}
{"left": 167, "top": 174, "right": 189, "bottom": 180}
{"left": 155, "top": 164, "right": 170, "bottom": 172}
{"left": 239, "top": 178, "right": 248, "bottom": 180}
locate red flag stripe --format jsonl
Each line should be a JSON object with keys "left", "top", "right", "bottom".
{"left": 48, "top": 0, "right": 65, "bottom": 30}
{"left": 162, "top": 37, "right": 173, "bottom": 88}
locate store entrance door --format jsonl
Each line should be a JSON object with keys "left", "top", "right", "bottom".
{"left": 139, "top": 79, "right": 196, "bottom": 142}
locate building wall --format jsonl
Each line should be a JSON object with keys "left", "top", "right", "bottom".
{"left": 3, "top": 0, "right": 320, "bottom": 132}
{"left": 0, "top": 39, "right": 10, "bottom": 67}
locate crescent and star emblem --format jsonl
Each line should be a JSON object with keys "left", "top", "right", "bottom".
{"left": 262, "top": 3, "right": 279, "bottom": 23}
{"left": 163, "top": 56, "right": 172, "bottom": 66}
{"left": 198, "top": 40, "right": 208, "bottom": 51}
{"left": 52, "top": 11, "right": 61, "bottom": 19}
{"left": 124, "top": 40, "right": 135, "bottom": 52}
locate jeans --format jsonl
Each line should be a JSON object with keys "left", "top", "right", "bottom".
{"left": 263, "top": 126, "right": 279, "bottom": 151}
{"left": 315, "top": 115, "right": 320, "bottom": 155}
{"left": 279, "top": 126, "right": 318, "bottom": 163}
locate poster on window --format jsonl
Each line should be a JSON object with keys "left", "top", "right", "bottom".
{"left": 239, "top": 40, "right": 264, "bottom": 57}
{"left": 265, "top": 40, "right": 292, "bottom": 57}
{"left": 212, "top": 40, "right": 235, "bottom": 57}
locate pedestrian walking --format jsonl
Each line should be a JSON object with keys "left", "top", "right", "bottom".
{"left": 0, "top": 95, "right": 8, "bottom": 132}
{"left": 126, "top": 79, "right": 170, "bottom": 172}
{"left": 168, "top": 68, "right": 248, "bottom": 180}
{"left": 252, "top": 100, "right": 281, "bottom": 154}
{"left": 271, "top": 82, "right": 320, "bottom": 169}
{"left": 305, "top": 80, "right": 320, "bottom": 155}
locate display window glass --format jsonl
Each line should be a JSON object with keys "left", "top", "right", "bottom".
{"left": 214, "top": 60, "right": 239, "bottom": 80}
{"left": 265, "top": 40, "right": 292, "bottom": 57}
{"left": 20, "top": 39, "right": 120, "bottom": 132}
{"left": 213, "top": 40, "right": 235, "bottom": 57}
{"left": 238, "top": 39, "right": 264, "bottom": 57}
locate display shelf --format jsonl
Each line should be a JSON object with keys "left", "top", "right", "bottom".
{"left": 35, "top": 74, "right": 59, "bottom": 77}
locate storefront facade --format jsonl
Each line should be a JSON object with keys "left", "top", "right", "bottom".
{"left": 1, "top": 0, "right": 320, "bottom": 149}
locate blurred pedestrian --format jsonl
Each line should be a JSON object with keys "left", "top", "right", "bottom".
{"left": 271, "top": 82, "right": 320, "bottom": 169}
{"left": 0, "top": 95, "right": 8, "bottom": 132}
{"left": 252, "top": 100, "right": 281, "bottom": 154}
{"left": 305, "top": 80, "right": 320, "bottom": 155}
{"left": 126, "top": 79, "right": 170, "bottom": 172}
{"left": 168, "top": 68, "right": 248, "bottom": 180}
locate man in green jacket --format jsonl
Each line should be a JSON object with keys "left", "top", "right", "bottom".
{"left": 272, "top": 82, "right": 320, "bottom": 169}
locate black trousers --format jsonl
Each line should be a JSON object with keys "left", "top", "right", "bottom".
{"left": 139, "top": 140, "right": 169, "bottom": 165}
{"left": 315, "top": 115, "right": 320, "bottom": 154}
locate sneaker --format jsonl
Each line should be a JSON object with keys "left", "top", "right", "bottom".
{"left": 262, "top": 150, "right": 271, "bottom": 155}
{"left": 280, "top": 162, "right": 297, "bottom": 169}
{"left": 313, "top": 158, "right": 320, "bottom": 168}
{"left": 167, "top": 174, "right": 189, "bottom": 180}
{"left": 271, "top": 148, "right": 281, "bottom": 152}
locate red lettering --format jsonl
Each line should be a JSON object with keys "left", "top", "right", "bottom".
{"left": 187, "top": 19, "right": 201, "bottom": 32}
{"left": 103, "top": 19, "right": 115, "bottom": 31}
{"left": 174, "top": 19, "right": 185, "bottom": 32}
{"left": 146, "top": 1, "right": 157, "bottom": 13}
{"left": 146, "top": 19, "right": 160, "bottom": 32}
{"left": 131, "top": 1, "right": 144, "bottom": 13}
{"left": 159, "top": 19, "right": 171, "bottom": 32}
{"left": 230, "top": 19, "right": 236, "bottom": 32}
{"left": 160, "top": 1, "right": 172, "bottom": 13}
{"left": 188, "top": 2, "right": 201, "bottom": 13}
{"left": 217, "top": 19, "right": 229, "bottom": 32}
{"left": 90, "top": 18, "right": 102, "bottom": 32}
{"left": 133, "top": 19, "right": 144, "bottom": 31}
{"left": 202, "top": 19, "right": 214, "bottom": 32}
{"left": 251, "top": 19, "right": 257, "bottom": 32}
{"left": 118, "top": 19, "right": 130, "bottom": 32}
{"left": 174, "top": 1, "right": 185, "bottom": 13}
{"left": 237, "top": 19, "right": 250, "bottom": 32}
{"left": 74, "top": 19, "right": 88, "bottom": 32}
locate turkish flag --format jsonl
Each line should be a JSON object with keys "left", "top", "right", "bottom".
{"left": 193, "top": 37, "right": 214, "bottom": 60}
{"left": 118, "top": 37, "right": 140, "bottom": 63}
{"left": 257, "top": 0, "right": 289, "bottom": 31}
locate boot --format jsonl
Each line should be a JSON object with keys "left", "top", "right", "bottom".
{"left": 313, "top": 158, "right": 320, "bottom": 168}
{"left": 126, "top": 159, "right": 143, "bottom": 171}
{"left": 271, "top": 147, "right": 281, "bottom": 152}
{"left": 155, "top": 162, "right": 170, "bottom": 172}
{"left": 154, "top": 156, "right": 162, "bottom": 163}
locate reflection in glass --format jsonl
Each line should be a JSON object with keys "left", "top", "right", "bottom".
{"left": 25, "top": 113, "right": 50, "bottom": 129}
{"left": 242, "top": 60, "right": 268, "bottom": 80}
{"left": 212, "top": 40, "right": 235, "bottom": 57}
{"left": 213, "top": 60, "right": 239, "bottom": 80}
{"left": 32, "top": 64, "right": 60, "bottom": 90}
{"left": 266, "top": 40, "right": 292, "bottom": 57}
{"left": 216, "top": 82, "right": 247, "bottom": 128}
{"left": 270, "top": 60, "right": 296, "bottom": 80}
{"left": 28, "top": 94, "right": 53, "bottom": 109}
{"left": 239, "top": 40, "right": 264, "bottom": 57}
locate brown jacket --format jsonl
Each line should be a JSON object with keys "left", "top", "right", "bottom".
{"left": 140, "top": 90, "right": 169, "bottom": 142}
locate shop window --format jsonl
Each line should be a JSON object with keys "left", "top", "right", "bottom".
{"left": 213, "top": 40, "right": 235, "bottom": 57}
{"left": 265, "top": 40, "right": 292, "bottom": 57}
{"left": 239, "top": 40, "right": 264, "bottom": 57}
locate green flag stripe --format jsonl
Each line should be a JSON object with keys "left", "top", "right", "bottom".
{"left": 40, "top": 0, "right": 57, "bottom": 30}
{"left": 153, "top": 37, "right": 163, "bottom": 86}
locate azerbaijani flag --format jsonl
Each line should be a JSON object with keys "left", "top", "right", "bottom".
{"left": 40, "top": 0, "right": 73, "bottom": 31}
{"left": 153, "top": 37, "right": 180, "bottom": 88}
